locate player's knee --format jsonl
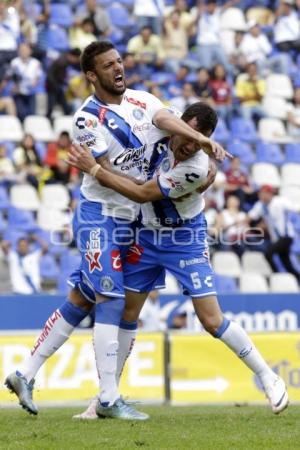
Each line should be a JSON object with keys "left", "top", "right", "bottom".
{"left": 201, "top": 316, "right": 223, "bottom": 336}
{"left": 123, "top": 303, "right": 140, "bottom": 323}
{"left": 69, "top": 288, "right": 93, "bottom": 312}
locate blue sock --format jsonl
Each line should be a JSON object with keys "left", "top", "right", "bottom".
{"left": 59, "top": 301, "right": 89, "bottom": 327}
{"left": 119, "top": 319, "right": 138, "bottom": 330}
{"left": 214, "top": 317, "right": 230, "bottom": 338}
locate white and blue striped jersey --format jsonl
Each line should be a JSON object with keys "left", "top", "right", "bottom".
{"left": 72, "top": 89, "right": 164, "bottom": 220}
{"left": 141, "top": 127, "right": 209, "bottom": 228}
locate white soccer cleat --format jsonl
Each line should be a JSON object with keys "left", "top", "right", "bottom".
{"left": 72, "top": 397, "right": 98, "bottom": 420}
{"left": 264, "top": 376, "right": 289, "bottom": 414}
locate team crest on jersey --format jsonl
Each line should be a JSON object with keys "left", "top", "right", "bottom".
{"left": 100, "top": 276, "right": 114, "bottom": 291}
{"left": 166, "top": 177, "right": 184, "bottom": 192}
{"left": 85, "top": 229, "right": 102, "bottom": 273}
{"left": 133, "top": 108, "right": 144, "bottom": 120}
{"left": 126, "top": 243, "right": 144, "bottom": 264}
{"left": 161, "top": 158, "right": 171, "bottom": 172}
{"left": 111, "top": 249, "right": 122, "bottom": 271}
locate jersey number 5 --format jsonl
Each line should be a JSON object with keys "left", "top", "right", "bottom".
{"left": 190, "top": 272, "right": 201, "bottom": 289}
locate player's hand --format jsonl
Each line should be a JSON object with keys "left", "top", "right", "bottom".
{"left": 66, "top": 143, "right": 97, "bottom": 173}
{"left": 196, "top": 159, "right": 217, "bottom": 193}
{"left": 198, "top": 137, "right": 232, "bottom": 162}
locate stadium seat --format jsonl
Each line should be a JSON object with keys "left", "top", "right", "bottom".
{"left": 40, "top": 253, "right": 60, "bottom": 280}
{"left": 0, "top": 212, "right": 6, "bottom": 233}
{"left": 49, "top": 3, "right": 73, "bottom": 28}
{"left": 255, "top": 142, "right": 284, "bottom": 166}
{"left": 212, "top": 117, "right": 230, "bottom": 143}
{"left": 24, "top": 116, "right": 54, "bottom": 142}
{"left": 281, "top": 163, "right": 300, "bottom": 187}
{"left": 10, "top": 184, "right": 40, "bottom": 211}
{"left": 60, "top": 249, "right": 82, "bottom": 274}
{"left": 230, "top": 118, "right": 258, "bottom": 144}
{"left": 0, "top": 186, "right": 10, "bottom": 210}
{"left": 288, "top": 211, "right": 300, "bottom": 232}
{"left": 37, "top": 207, "right": 71, "bottom": 231}
{"left": 40, "top": 185, "right": 70, "bottom": 210}
{"left": 212, "top": 251, "right": 241, "bottom": 277}
{"left": 258, "top": 118, "right": 290, "bottom": 143}
{"left": 285, "top": 143, "right": 300, "bottom": 163}
{"left": 220, "top": 8, "right": 247, "bottom": 30}
{"left": 279, "top": 187, "right": 300, "bottom": 211}
{"left": 269, "top": 273, "right": 299, "bottom": 293}
{"left": 53, "top": 116, "right": 73, "bottom": 138}
{"left": 7, "top": 207, "right": 37, "bottom": 232}
{"left": 0, "top": 116, "right": 23, "bottom": 141}
{"left": 107, "top": 4, "right": 133, "bottom": 28}
{"left": 265, "top": 74, "right": 294, "bottom": 99}
{"left": 240, "top": 273, "right": 269, "bottom": 293}
{"left": 262, "top": 96, "right": 289, "bottom": 120}
{"left": 226, "top": 141, "right": 256, "bottom": 165}
{"left": 241, "top": 251, "right": 272, "bottom": 276}
{"left": 215, "top": 274, "right": 238, "bottom": 293}
{"left": 46, "top": 25, "right": 70, "bottom": 51}
{"left": 109, "top": 27, "right": 125, "bottom": 45}
{"left": 251, "top": 163, "right": 281, "bottom": 188}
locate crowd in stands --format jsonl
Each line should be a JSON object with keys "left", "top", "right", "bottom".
{"left": 0, "top": 0, "right": 300, "bottom": 296}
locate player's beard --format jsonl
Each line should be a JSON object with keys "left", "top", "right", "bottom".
{"left": 96, "top": 74, "right": 126, "bottom": 96}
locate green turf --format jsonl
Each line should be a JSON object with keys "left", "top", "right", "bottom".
{"left": 0, "top": 405, "right": 298, "bottom": 450}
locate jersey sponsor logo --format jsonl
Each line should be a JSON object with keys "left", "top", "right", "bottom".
{"left": 125, "top": 96, "right": 147, "bottom": 109}
{"left": 111, "top": 249, "right": 122, "bottom": 271}
{"left": 75, "top": 116, "right": 85, "bottom": 129}
{"left": 179, "top": 257, "right": 207, "bottom": 268}
{"left": 100, "top": 275, "right": 114, "bottom": 291}
{"left": 113, "top": 145, "right": 146, "bottom": 171}
{"left": 133, "top": 108, "right": 144, "bottom": 120}
{"left": 85, "top": 229, "right": 102, "bottom": 273}
{"left": 133, "top": 122, "right": 151, "bottom": 133}
{"left": 76, "top": 132, "right": 96, "bottom": 148}
{"left": 85, "top": 118, "right": 97, "bottom": 129}
{"left": 166, "top": 177, "right": 184, "bottom": 192}
{"left": 126, "top": 243, "right": 144, "bottom": 264}
{"left": 185, "top": 173, "right": 200, "bottom": 183}
{"left": 99, "top": 107, "right": 107, "bottom": 124}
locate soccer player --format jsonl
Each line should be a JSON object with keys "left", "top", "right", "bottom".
{"left": 5, "top": 42, "right": 226, "bottom": 420}
{"left": 68, "top": 102, "right": 288, "bottom": 416}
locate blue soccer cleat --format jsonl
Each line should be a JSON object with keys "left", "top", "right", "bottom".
{"left": 96, "top": 397, "right": 149, "bottom": 421}
{"left": 5, "top": 371, "right": 38, "bottom": 415}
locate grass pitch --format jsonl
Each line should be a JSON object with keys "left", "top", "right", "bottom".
{"left": 0, "top": 405, "right": 298, "bottom": 450}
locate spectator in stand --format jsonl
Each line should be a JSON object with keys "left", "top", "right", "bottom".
{"left": 169, "top": 82, "right": 198, "bottom": 112}
{"left": 235, "top": 62, "right": 266, "bottom": 123}
{"left": 240, "top": 21, "right": 288, "bottom": 75}
{"left": 149, "top": 85, "right": 170, "bottom": 106}
{"left": 127, "top": 26, "right": 165, "bottom": 76}
{"left": 10, "top": 42, "right": 42, "bottom": 121}
{"left": 161, "top": 9, "right": 191, "bottom": 73}
{"left": 166, "top": 0, "right": 196, "bottom": 29}
{"left": 0, "top": 72, "right": 16, "bottom": 116}
{"left": 1, "top": 235, "right": 48, "bottom": 295}
{"left": 139, "top": 290, "right": 165, "bottom": 331}
{"left": 248, "top": 185, "right": 299, "bottom": 281}
{"left": 224, "top": 156, "right": 256, "bottom": 209}
{"left": 66, "top": 72, "right": 94, "bottom": 112}
{"left": 19, "top": 3, "right": 37, "bottom": 47}
{"left": 45, "top": 131, "right": 78, "bottom": 187}
{"left": 195, "top": 0, "right": 237, "bottom": 72}
{"left": 287, "top": 87, "right": 300, "bottom": 140}
{"left": 209, "top": 63, "right": 233, "bottom": 125}
{"left": 167, "top": 64, "right": 189, "bottom": 97}
{"left": 46, "top": 48, "right": 81, "bottom": 120}
{"left": 75, "top": 0, "right": 111, "bottom": 38}
{"left": 69, "top": 18, "right": 97, "bottom": 52}
{"left": 274, "top": 0, "right": 300, "bottom": 53}
{"left": 0, "top": 0, "right": 20, "bottom": 67}
{"left": 215, "top": 195, "right": 248, "bottom": 256}
{"left": 122, "top": 52, "right": 143, "bottom": 90}
{"left": 0, "top": 144, "right": 15, "bottom": 183}
{"left": 133, "top": 0, "right": 165, "bottom": 36}
{"left": 228, "top": 30, "right": 246, "bottom": 74}
{"left": 12, "top": 134, "right": 43, "bottom": 189}
{"left": 192, "top": 67, "right": 213, "bottom": 104}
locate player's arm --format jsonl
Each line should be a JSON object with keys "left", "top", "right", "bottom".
{"left": 96, "top": 154, "right": 143, "bottom": 185}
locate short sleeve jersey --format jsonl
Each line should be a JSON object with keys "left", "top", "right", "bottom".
{"left": 72, "top": 88, "right": 164, "bottom": 220}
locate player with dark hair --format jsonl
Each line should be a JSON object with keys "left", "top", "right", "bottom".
{"left": 68, "top": 101, "right": 288, "bottom": 419}
{"left": 5, "top": 41, "right": 227, "bottom": 420}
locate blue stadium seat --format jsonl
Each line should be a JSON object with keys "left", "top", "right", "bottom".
{"left": 0, "top": 186, "right": 10, "bottom": 210}
{"left": 151, "top": 72, "right": 175, "bottom": 86}
{"left": 227, "top": 140, "right": 256, "bottom": 165}
{"left": 8, "top": 207, "right": 37, "bottom": 232}
{"left": 107, "top": 4, "right": 133, "bottom": 28}
{"left": 212, "top": 117, "right": 230, "bottom": 143}
{"left": 230, "top": 118, "right": 258, "bottom": 144}
{"left": 285, "top": 143, "right": 300, "bottom": 163}
{"left": 3, "top": 229, "right": 28, "bottom": 247}
{"left": 46, "top": 25, "right": 70, "bottom": 52}
{"left": 256, "top": 142, "right": 284, "bottom": 166}
{"left": 215, "top": 274, "right": 238, "bottom": 293}
{"left": 0, "top": 212, "right": 6, "bottom": 233}
{"left": 40, "top": 253, "right": 60, "bottom": 280}
{"left": 60, "top": 249, "right": 81, "bottom": 273}
{"left": 118, "top": 0, "right": 134, "bottom": 7}
{"left": 35, "top": 142, "right": 47, "bottom": 161}
{"left": 109, "top": 27, "right": 125, "bottom": 45}
{"left": 288, "top": 211, "right": 300, "bottom": 233}
{"left": 50, "top": 4, "right": 73, "bottom": 28}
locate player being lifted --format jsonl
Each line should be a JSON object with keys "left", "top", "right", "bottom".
{"left": 5, "top": 42, "right": 227, "bottom": 420}
{"left": 68, "top": 102, "right": 288, "bottom": 418}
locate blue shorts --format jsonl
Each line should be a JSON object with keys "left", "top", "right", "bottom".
{"left": 123, "top": 213, "right": 217, "bottom": 298}
{"left": 69, "top": 196, "right": 135, "bottom": 301}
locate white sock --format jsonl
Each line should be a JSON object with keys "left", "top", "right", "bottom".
{"left": 219, "top": 320, "right": 276, "bottom": 387}
{"left": 22, "top": 309, "right": 74, "bottom": 382}
{"left": 116, "top": 327, "right": 137, "bottom": 385}
{"left": 93, "top": 323, "right": 120, "bottom": 405}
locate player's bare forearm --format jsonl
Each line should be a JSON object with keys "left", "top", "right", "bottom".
{"left": 97, "top": 155, "right": 144, "bottom": 185}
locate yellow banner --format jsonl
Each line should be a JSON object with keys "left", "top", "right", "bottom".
{"left": 0, "top": 332, "right": 164, "bottom": 403}
{"left": 170, "top": 332, "right": 300, "bottom": 403}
